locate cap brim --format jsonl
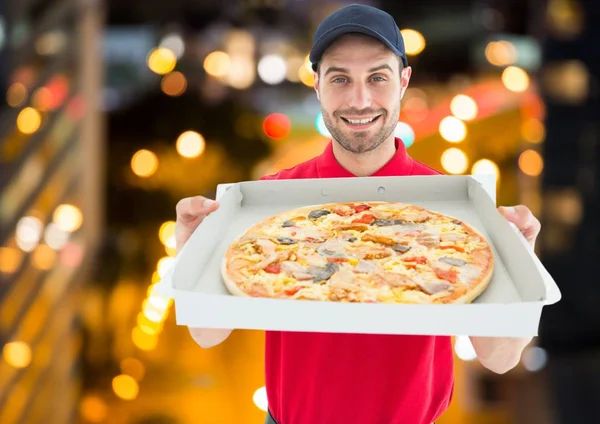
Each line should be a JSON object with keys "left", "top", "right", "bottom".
{"left": 310, "top": 24, "right": 407, "bottom": 71}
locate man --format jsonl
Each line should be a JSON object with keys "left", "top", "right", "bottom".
{"left": 175, "top": 4, "right": 541, "bottom": 424}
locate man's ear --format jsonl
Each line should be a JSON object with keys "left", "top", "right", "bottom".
{"left": 400, "top": 66, "right": 412, "bottom": 100}
{"left": 313, "top": 71, "right": 320, "bottom": 100}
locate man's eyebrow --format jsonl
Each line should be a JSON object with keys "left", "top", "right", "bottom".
{"left": 368, "top": 64, "right": 394, "bottom": 73}
{"left": 323, "top": 64, "right": 394, "bottom": 76}
{"left": 324, "top": 66, "right": 349, "bottom": 76}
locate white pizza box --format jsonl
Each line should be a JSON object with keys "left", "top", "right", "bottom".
{"left": 157, "top": 174, "right": 561, "bottom": 337}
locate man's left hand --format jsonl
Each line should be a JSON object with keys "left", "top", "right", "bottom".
{"left": 498, "top": 205, "right": 541, "bottom": 249}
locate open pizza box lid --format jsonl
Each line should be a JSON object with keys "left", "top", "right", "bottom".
{"left": 156, "top": 174, "right": 561, "bottom": 337}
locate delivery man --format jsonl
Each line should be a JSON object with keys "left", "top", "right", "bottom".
{"left": 174, "top": 4, "right": 542, "bottom": 424}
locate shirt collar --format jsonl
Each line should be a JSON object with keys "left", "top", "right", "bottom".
{"left": 316, "top": 138, "right": 413, "bottom": 178}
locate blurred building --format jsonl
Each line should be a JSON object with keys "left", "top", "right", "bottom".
{"left": 0, "top": 0, "right": 104, "bottom": 422}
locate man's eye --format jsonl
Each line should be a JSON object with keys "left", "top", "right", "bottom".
{"left": 332, "top": 77, "right": 347, "bottom": 83}
{"left": 371, "top": 76, "right": 386, "bottom": 82}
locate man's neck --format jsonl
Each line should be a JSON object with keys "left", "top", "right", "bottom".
{"left": 331, "top": 138, "right": 397, "bottom": 177}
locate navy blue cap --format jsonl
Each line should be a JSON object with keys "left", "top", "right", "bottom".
{"left": 309, "top": 4, "right": 408, "bottom": 72}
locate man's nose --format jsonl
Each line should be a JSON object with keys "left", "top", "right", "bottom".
{"left": 348, "top": 82, "right": 372, "bottom": 110}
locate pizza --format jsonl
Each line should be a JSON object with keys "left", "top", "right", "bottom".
{"left": 221, "top": 202, "right": 494, "bottom": 304}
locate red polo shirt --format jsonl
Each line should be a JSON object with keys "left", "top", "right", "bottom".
{"left": 260, "top": 138, "right": 454, "bottom": 424}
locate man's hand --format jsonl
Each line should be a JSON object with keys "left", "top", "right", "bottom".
{"left": 175, "top": 196, "right": 219, "bottom": 253}
{"left": 470, "top": 204, "right": 541, "bottom": 374}
{"left": 175, "top": 196, "right": 233, "bottom": 348}
{"left": 498, "top": 205, "right": 541, "bottom": 249}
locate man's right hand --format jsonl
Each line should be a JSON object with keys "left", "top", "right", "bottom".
{"left": 175, "top": 195, "right": 233, "bottom": 348}
{"left": 175, "top": 196, "right": 220, "bottom": 253}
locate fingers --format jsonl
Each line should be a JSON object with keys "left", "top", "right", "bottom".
{"left": 175, "top": 196, "right": 219, "bottom": 252}
{"left": 498, "top": 205, "right": 541, "bottom": 247}
{"left": 176, "top": 196, "right": 219, "bottom": 223}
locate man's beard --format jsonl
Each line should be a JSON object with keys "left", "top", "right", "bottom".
{"left": 321, "top": 104, "right": 400, "bottom": 154}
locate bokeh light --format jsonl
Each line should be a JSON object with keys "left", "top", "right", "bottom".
{"left": 485, "top": 40, "right": 517, "bottom": 66}
{"left": 441, "top": 148, "right": 469, "bottom": 174}
{"left": 521, "top": 118, "right": 545, "bottom": 144}
{"left": 450, "top": 94, "right": 478, "bottom": 121}
{"left": 471, "top": 159, "right": 500, "bottom": 182}
{"left": 258, "top": 54, "right": 287, "bottom": 85}
{"left": 147, "top": 47, "right": 177, "bottom": 75}
{"left": 518, "top": 149, "right": 544, "bottom": 176}
{"left": 159, "top": 221, "right": 176, "bottom": 245}
{"left": 32, "top": 244, "right": 57, "bottom": 270}
{"left": 502, "top": 66, "right": 530, "bottom": 92}
{"left": 161, "top": 71, "right": 187, "bottom": 97}
{"left": 16, "top": 216, "right": 43, "bottom": 252}
{"left": 394, "top": 122, "right": 415, "bottom": 148}
{"left": 131, "top": 149, "right": 158, "bottom": 178}
{"left": 17, "top": 107, "right": 42, "bottom": 134}
{"left": 0, "top": 247, "right": 22, "bottom": 273}
{"left": 176, "top": 131, "right": 205, "bottom": 158}
{"left": 204, "top": 51, "right": 231, "bottom": 78}
{"left": 315, "top": 112, "right": 331, "bottom": 137}
{"left": 263, "top": 113, "right": 291, "bottom": 139}
{"left": 112, "top": 374, "right": 139, "bottom": 400}
{"left": 132, "top": 326, "right": 159, "bottom": 351}
{"left": 400, "top": 29, "right": 426, "bottom": 55}
{"left": 439, "top": 116, "right": 467, "bottom": 142}
{"left": 253, "top": 386, "right": 268, "bottom": 412}
{"left": 79, "top": 395, "right": 108, "bottom": 423}
{"left": 53, "top": 204, "right": 83, "bottom": 232}
{"left": 6, "top": 82, "right": 27, "bottom": 107}
{"left": 2, "top": 341, "right": 32, "bottom": 368}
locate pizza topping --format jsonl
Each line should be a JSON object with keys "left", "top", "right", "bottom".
{"left": 439, "top": 257, "right": 467, "bottom": 267}
{"left": 317, "top": 237, "right": 348, "bottom": 257}
{"left": 264, "top": 263, "right": 281, "bottom": 274}
{"left": 362, "top": 233, "right": 396, "bottom": 246}
{"left": 280, "top": 261, "right": 314, "bottom": 280}
{"left": 371, "top": 219, "right": 404, "bottom": 227}
{"left": 352, "top": 213, "right": 376, "bottom": 224}
{"left": 256, "top": 239, "right": 277, "bottom": 255}
{"left": 392, "top": 243, "right": 411, "bottom": 253}
{"left": 282, "top": 220, "right": 295, "bottom": 227}
{"left": 309, "top": 262, "right": 339, "bottom": 282}
{"left": 440, "top": 232, "right": 466, "bottom": 243}
{"left": 332, "top": 205, "right": 354, "bottom": 216}
{"left": 376, "top": 271, "right": 414, "bottom": 288}
{"left": 308, "top": 209, "right": 331, "bottom": 219}
{"left": 415, "top": 277, "right": 452, "bottom": 295}
{"left": 351, "top": 204, "right": 372, "bottom": 213}
{"left": 403, "top": 256, "right": 427, "bottom": 264}
{"left": 347, "top": 237, "right": 357, "bottom": 242}
{"left": 277, "top": 237, "right": 297, "bottom": 245}
{"left": 353, "top": 260, "right": 377, "bottom": 274}
{"left": 415, "top": 231, "right": 440, "bottom": 248}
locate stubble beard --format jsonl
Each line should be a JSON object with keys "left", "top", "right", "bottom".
{"left": 321, "top": 102, "right": 400, "bottom": 154}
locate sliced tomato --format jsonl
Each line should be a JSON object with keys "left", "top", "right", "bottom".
{"left": 284, "top": 286, "right": 303, "bottom": 296}
{"left": 403, "top": 256, "right": 427, "bottom": 264}
{"left": 327, "top": 257, "right": 348, "bottom": 263}
{"left": 351, "top": 204, "right": 372, "bottom": 213}
{"left": 265, "top": 263, "right": 281, "bottom": 274}
{"left": 434, "top": 268, "right": 458, "bottom": 283}
{"left": 352, "top": 213, "right": 376, "bottom": 224}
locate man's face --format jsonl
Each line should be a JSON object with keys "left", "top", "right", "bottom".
{"left": 314, "top": 34, "right": 411, "bottom": 154}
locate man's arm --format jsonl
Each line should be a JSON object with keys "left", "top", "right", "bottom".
{"left": 469, "top": 205, "right": 541, "bottom": 374}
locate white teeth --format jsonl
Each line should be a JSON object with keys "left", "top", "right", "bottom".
{"left": 347, "top": 117, "right": 375, "bottom": 124}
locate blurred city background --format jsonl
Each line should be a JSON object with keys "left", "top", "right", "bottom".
{"left": 0, "top": 0, "right": 598, "bottom": 423}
